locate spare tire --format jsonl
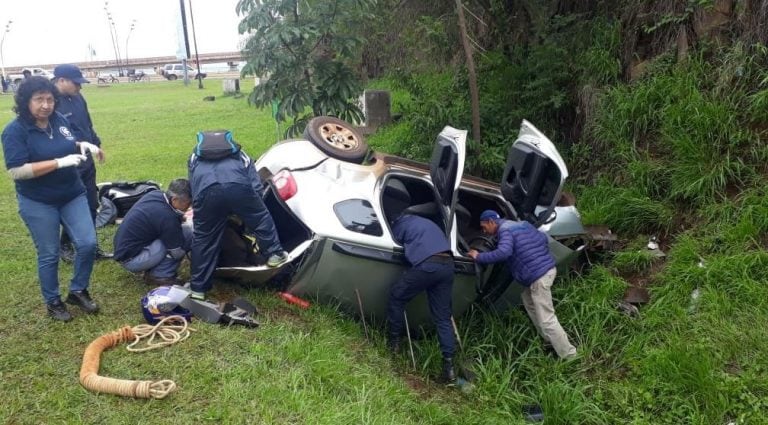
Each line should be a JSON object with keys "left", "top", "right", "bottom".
{"left": 303, "top": 116, "right": 369, "bottom": 164}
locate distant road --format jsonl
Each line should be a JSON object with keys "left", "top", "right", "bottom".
{"left": 4, "top": 51, "right": 244, "bottom": 75}
{"left": 99, "top": 71, "right": 250, "bottom": 83}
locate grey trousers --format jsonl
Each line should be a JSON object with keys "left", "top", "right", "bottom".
{"left": 521, "top": 268, "right": 577, "bottom": 359}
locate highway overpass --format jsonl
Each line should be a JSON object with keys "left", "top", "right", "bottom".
{"left": 3, "top": 51, "right": 244, "bottom": 75}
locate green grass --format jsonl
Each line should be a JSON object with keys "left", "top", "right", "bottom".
{"left": 2, "top": 78, "right": 768, "bottom": 424}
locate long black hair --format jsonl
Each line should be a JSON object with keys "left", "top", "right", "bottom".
{"left": 13, "top": 76, "right": 60, "bottom": 124}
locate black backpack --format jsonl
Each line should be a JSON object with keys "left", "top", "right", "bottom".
{"left": 194, "top": 130, "right": 241, "bottom": 160}
{"left": 97, "top": 181, "right": 162, "bottom": 218}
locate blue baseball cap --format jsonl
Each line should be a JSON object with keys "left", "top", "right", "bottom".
{"left": 480, "top": 210, "right": 500, "bottom": 221}
{"left": 53, "top": 64, "right": 90, "bottom": 84}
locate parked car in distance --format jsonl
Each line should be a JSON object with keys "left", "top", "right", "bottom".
{"left": 212, "top": 117, "right": 590, "bottom": 327}
{"left": 160, "top": 64, "right": 206, "bottom": 81}
{"left": 8, "top": 67, "right": 54, "bottom": 84}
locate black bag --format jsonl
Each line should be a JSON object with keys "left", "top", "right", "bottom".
{"left": 95, "top": 196, "right": 117, "bottom": 228}
{"left": 218, "top": 217, "right": 263, "bottom": 267}
{"left": 194, "top": 130, "right": 241, "bottom": 160}
{"left": 97, "top": 181, "right": 161, "bottom": 218}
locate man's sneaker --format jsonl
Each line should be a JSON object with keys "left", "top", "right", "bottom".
{"left": 60, "top": 244, "right": 75, "bottom": 263}
{"left": 47, "top": 298, "right": 72, "bottom": 322}
{"left": 266, "top": 251, "right": 289, "bottom": 268}
{"left": 65, "top": 289, "right": 99, "bottom": 314}
{"left": 95, "top": 246, "right": 114, "bottom": 260}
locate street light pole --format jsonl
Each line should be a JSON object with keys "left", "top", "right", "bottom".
{"left": 104, "top": 1, "right": 124, "bottom": 76}
{"left": 188, "top": 0, "right": 203, "bottom": 89}
{"left": 125, "top": 20, "right": 136, "bottom": 72}
{"left": 104, "top": 4, "right": 121, "bottom": 77}
{"left": 0, "top": 20, "right": 12, "bottom": 85}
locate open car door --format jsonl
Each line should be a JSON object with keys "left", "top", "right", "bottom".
{"left": 429, "top": 126, "right": 467, "bottom": 245}
{"left": 500, "top": 120, "right": 568, "bottom": 227}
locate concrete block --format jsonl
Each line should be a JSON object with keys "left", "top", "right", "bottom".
{"left": 362, "top": 90, "right": 391, "bottom": 128}
{"left": 223, "top": 78, "right": 240, "bottom": 94}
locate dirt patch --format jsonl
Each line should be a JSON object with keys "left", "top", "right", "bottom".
{"left": 725, "top": 360, "right": 742, "bottom": 376}
{"left": 402, "top": 372, "right": 430, "bottom": 395}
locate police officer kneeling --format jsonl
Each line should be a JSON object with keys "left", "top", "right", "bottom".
{"left": 384, "top": 179, "right": 457, "bottom": 383}
{"left": 113, "top": 179, "right": 193, "bottom": 285}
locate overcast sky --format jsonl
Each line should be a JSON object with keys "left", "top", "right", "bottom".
{"left": 0, "top": 0, "right": 245, "bottom": 68}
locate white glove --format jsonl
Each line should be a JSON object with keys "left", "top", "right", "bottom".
{"left": 79, "top": 142, "right": 100, "bottom": 156}
{"left": 79, "top": 142, "right": 105, "bottom": 162}
{"left": 55, "top": 154, "right": 87, "bottom": 169}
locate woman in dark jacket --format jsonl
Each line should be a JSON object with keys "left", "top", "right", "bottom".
{"left": 1, "top": 76, "right": 101, "bottom": 321}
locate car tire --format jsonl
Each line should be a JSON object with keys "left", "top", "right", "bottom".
{"left": 303, "top": 116, "right": 369, "bottom": 164}
{"left": 168, "top": 74, "right": 178, "bottom": 81}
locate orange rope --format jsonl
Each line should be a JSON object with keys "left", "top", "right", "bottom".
{"left": 79, "top": 316, "right": 191, "bottom": 399}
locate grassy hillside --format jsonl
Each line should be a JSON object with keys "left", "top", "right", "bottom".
{"left": 366, "top": 38, "right": 768, "bottom": 423}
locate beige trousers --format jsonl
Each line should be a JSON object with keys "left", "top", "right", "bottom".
{"left": 521, "top": 268, "right": 577, "bottom": 359}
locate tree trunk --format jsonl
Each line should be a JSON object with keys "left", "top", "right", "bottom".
{"left": 455, "top": 0, "right": 482, "bottom": 170}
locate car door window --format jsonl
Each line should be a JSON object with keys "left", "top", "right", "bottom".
{"left": 333, "top": 199, "right": 383, "bottom": 236}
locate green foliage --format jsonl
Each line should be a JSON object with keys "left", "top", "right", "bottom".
{"left": 575, "top": 19, "right": 622, "bottom": 86}
{"left": 611, "top": 248, "right": 661, "bottom": 275}
{"left": 642, "top": 0, "right": 715, "bottom": 34}
{"left": 589, "top": 47, "right": 766, "bottom": 206}
{"left": 236, "top": 0, "right": 374, "bottom": 135}
{"left": 576, "top": 181, "right": 674, "bottom": 235}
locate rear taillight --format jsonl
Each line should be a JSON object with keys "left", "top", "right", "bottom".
{"left": 272, "top": 170, "right": 298, "bottom": 201}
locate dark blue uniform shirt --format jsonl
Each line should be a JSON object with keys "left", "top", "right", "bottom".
{"left": 56, "top": 94, "right": 101, "bottom": 145}
{"left": 391, "top": 214, "right": 451, "bottom": 266}
{"left": 188, "top": 151, "right": 264, "bottom": 199}
{"left": 1, "top": 112, "right": 84, "bottom": 205}
{"left": 113, "top": 191, "right": 187, "bottom": 262}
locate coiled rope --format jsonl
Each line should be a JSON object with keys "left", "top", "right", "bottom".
{"left": 79, "top": 315, "right": 193, "bottom": 399}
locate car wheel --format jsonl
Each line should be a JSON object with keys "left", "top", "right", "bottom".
{"left": 303, "top": 116, "right": 369, "bottom": 164}
{"left": 168, "top": 74, "right": 178, "bottom": 81}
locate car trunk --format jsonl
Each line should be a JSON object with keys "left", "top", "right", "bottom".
{"left": 214, "top": 183, "right": 314, "bottom": 285}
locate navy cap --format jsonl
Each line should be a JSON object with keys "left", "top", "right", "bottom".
{"left": 479, "top": 210, "right": 501, "bottom": 221}
{"left": 53, "top": 64, "right": 90, "bottom": 84}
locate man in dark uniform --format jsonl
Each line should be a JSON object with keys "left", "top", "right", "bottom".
{"left": 187, "top": 130, "right": 288, "bottom": 300}
{"left": 52, "top": 64, "right": 112, "bottom": 260}
{"left": 113, "top": 179, "right": 193, "bottom": 286}
{"left": 384, "top": 179, "right": 456, "bottom": 383}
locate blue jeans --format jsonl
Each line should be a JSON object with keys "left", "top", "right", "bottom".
{"left": 121, "top": 223, "right": 192, "bottom": 278}
{"left": 18, "top": 193, "right": 96, "bottom": 303}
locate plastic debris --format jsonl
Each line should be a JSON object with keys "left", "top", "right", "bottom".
{"left": 688, "top": 288, "right": 701, "bottom": 314}
{"left": 523, "top": 404, "right": 544, "bottom": 422}
{"left": 616, "top": 301, "right": 640, "bottom": 317}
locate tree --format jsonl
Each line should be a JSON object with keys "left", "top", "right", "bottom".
{"left": 236, "top": 0, "right": 376, "bottom": 136}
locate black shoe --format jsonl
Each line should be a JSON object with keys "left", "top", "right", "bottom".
{"left": 440, "top": 357, "right": 457, "bottom": 384}
{"left": 143, "top": 273, "right": 184, "bottom": 287}
{"left": 95, "top": 246, "right": 113, "bottom": 260}
{"left": 60, "top": 244, "right": 75, "bottom": 263}
{"left": 47, "top": 298, "right": 72, "bottom": 322}
{"left": 387, "top": 337, "right": 401, "bottom": 354}
{"left": 65, "top": 289, "right": 99, "bottom": 314}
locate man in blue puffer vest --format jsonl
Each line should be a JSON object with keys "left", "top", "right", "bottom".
{"left": 468, "top": 210, "right": 577, "bottom": 359}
